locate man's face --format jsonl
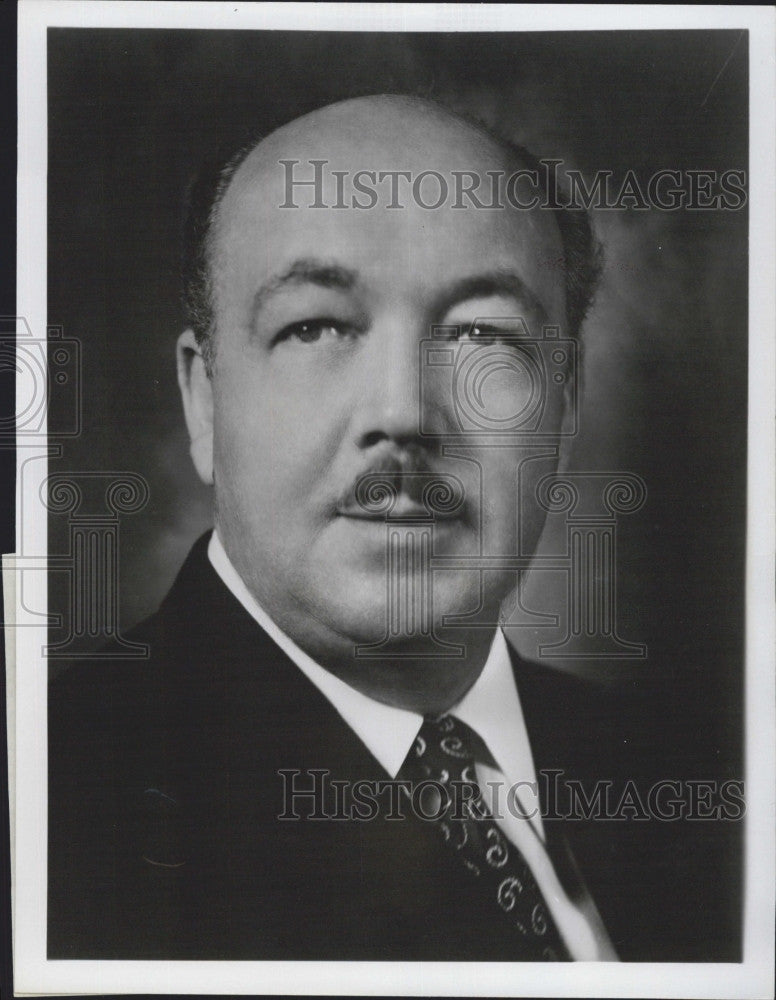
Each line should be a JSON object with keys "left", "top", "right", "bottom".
{"left": 201, "top": 98, "right": 566, "bottom": 660}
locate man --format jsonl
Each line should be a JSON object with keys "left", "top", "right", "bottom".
{"left": 48, "top": 95, "right": 709, "bottom": 962}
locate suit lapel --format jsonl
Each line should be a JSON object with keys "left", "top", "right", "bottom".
{"left": 155, "top": 530, "right": 393, "bottom": 788}
{"left": 507, "top": 645, "right": 626, "bottom": 939}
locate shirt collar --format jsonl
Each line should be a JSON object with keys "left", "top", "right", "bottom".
{"left": 208, "top": 530, "right": 536, "bottom": 783}
{"left": 453, "top": 628, "right": 539, "bottom": 786}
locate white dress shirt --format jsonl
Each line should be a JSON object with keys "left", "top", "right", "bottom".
{"left": 208, "top": 530, "right": 616, "bottom": 960}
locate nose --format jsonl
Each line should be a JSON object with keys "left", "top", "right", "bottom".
{"left": 350, "top": 311, "right": 431, "bottom": 451}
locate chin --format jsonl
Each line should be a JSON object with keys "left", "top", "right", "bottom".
{"left": 299, "top": 567, "right": 504, "bottom": 652}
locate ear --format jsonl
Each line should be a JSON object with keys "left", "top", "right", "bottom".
{"left": 556, "top": 357, "right": 581, "bottom": 474}
{"left": 177, "top": 329, "right": 214, "bottom": 485}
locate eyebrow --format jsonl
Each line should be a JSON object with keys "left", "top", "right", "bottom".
{"left": 250, "top": 259, "right": 549, "bottom": 327}
{"left": 251, "top": 257, "right": 358, "bottom": 318}
{"left": 437, "top": 270, "right": 550, "bottom": 324}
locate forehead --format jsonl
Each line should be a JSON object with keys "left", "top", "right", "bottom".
{"left": 212, "top": 99, "right": 565, "bottom": 318}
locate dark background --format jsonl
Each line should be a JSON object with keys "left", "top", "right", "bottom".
{"left": 47, "top": 28, "right": 746, "bottom": 839}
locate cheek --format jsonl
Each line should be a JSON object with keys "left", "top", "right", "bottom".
{"left": 477, "top": 451, "right": 557, "bottom": 549}
{"left": 480, "top": 468, "right": 518, "bottom": 530}
{"left": 211, "top": 367, "right": 346, "bottom": 505}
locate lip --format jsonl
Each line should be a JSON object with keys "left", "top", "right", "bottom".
{"left": 337, "top": 501, "right": 464, "bottom": 522}
{"left": 337, "top": 468, "right": 469, "bottom": 521}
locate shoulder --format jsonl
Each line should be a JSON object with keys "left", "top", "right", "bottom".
{"left": 48, "top": 529, "right": 329, "bottom": 788}
{"left": 510, "top": 650, "right": 620, "bottom": 738}
{"left": 49, "top": 533, "right": 215, "bottom": 779}
{"left": 509, "top": 645, "right": 662, "bottom": 784}
{"left": 50, "top": 531, "right": 222, "bottom": 725}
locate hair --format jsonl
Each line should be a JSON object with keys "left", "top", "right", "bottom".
{"left": 181, "top": 134, "right": 261, "bottom": 373}
{"left": 181, "top": 97, "right": 603, "bottom": 374}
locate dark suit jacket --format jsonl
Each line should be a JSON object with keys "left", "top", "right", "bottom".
{"left": 48, "top": 533, "right": 741, "bottom": 961}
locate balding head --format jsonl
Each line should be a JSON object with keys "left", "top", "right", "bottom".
{"left": 183, "top": 94, "right": 601, "bottom": 372}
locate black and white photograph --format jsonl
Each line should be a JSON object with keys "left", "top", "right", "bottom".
{"left": 7, "top": 3, "right": 775, "bottom": 996}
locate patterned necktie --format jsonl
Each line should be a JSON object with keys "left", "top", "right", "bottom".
{"left": 400, "top": 713, "right": 569, "bottom": 961}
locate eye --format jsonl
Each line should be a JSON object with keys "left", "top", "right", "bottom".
{"left": 276, "top": 318, "right": 348, "bottom": 345}
{"left": 461, "top": 321, "right": 525, "bottom": 345}
{"left": 468, "top": 323, "right": 502, "bottom": 344}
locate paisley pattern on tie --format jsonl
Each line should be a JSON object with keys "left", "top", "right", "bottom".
{"left": 401, "top": 713, "right": 569, "bottom": 961}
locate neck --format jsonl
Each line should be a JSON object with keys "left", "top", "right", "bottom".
{"left": 299, "top": 625, "right": 498, "bottom": 715}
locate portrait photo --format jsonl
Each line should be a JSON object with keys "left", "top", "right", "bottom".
{"left": 8, "top": 4, "right": 775, "bottom": 997}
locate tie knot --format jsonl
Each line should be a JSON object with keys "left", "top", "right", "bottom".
{"left": 407, "top": 714, "right": 497, "bottom": 778}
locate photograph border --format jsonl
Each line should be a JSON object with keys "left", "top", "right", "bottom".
{"left": 11, "top": 3, "right": 776, "bottom": 996}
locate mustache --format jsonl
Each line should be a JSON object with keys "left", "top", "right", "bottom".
{"left": 337, "top": 454, "right": 468, "bottom": 520}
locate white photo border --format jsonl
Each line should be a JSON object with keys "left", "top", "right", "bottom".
{"left": 13, "top": 3, "right": 776, "bottom": 996}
